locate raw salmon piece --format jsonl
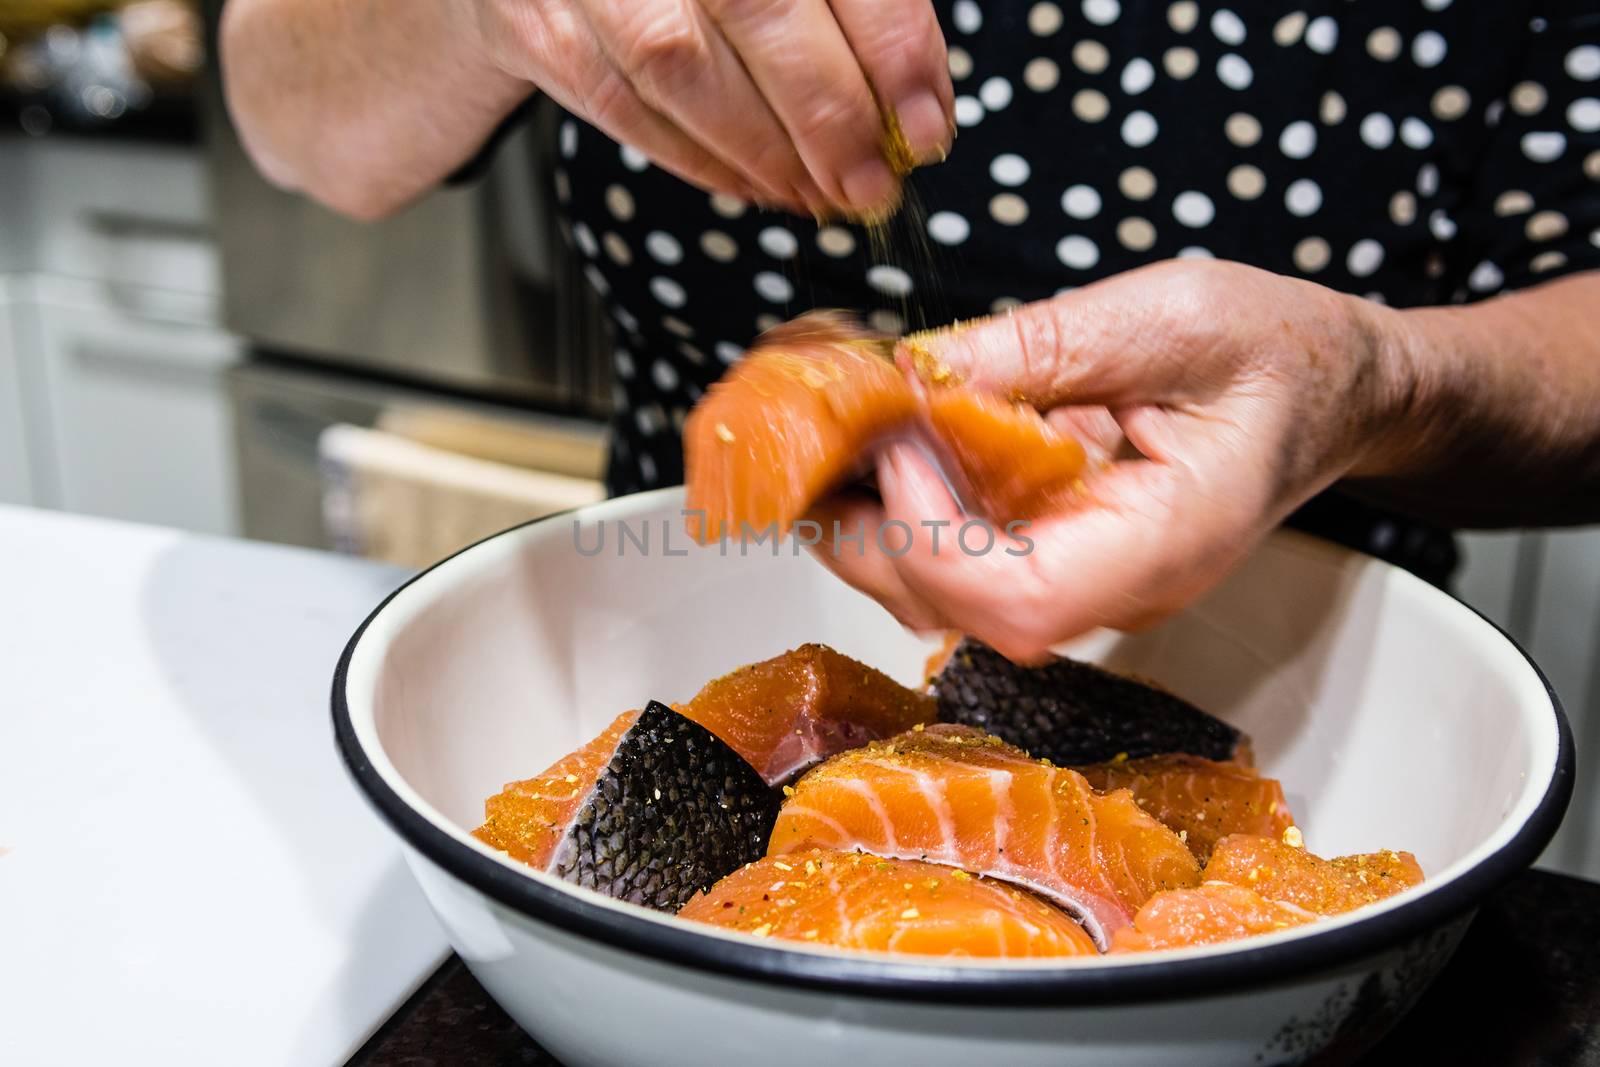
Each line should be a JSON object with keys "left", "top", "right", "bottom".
{"left": 678, "top": 643, "right": 937, "bottom": 785}
{"left": 474, "top": 703, "right": 780, "bottom": 911}
{"left": 678, "top": 849, "right": 1099, "bottom": 959}
{"left": 476, "top": 709, "right": 639, "bottom": 870}
{"left": 1076, "top": 754, "right": 1294, "bottom": 862}
{"left": 768, "top": 724, "right": 1201, "bottom": 948}
{"left": 1204, "top": 834, "right": 1425, "bottom": 915}
{"left": 682, "top": 311, "right": 1089, "bottom": 545}
{"left": 923, "top": 389, "right": 1086, "bottom": 523}
{"left": 1109, "top": 883, "right": 1318, "bottom": 953}
{"left": 934, "top": 638, "right": 1252, "bottom": 767}
{"left": 682, "top": 313, "right": 913, "bottom": 544}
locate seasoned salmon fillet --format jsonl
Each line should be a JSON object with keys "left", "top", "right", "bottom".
{"left": 1110, "top": 883, "right": 1319, "bottom": 953}
{"left": 678, "top": 849, "right": 1098, "bottom": 958}
{"left": 1204, "top": 834, "right": 1424, "bottom": 915}
{"left": 678, "top": 643, "right": 936, "bottom": 786}
{"left": 767, "top": 724, "right": 1200, "bottom": 947}
{"left": 1111, "top": 834, "right": 1425, "bottom": 953}
{"left": 682, "top": 312, "right": 1085, "bottom": 544}
{"left": 475, "top": 709, "right": 640, "bottom": 870}
{"left": 683, "top": 313, "right": 915, "bottom": 543}
{"left": 1076, "top": 754, "right": 1294, "bottom": 862}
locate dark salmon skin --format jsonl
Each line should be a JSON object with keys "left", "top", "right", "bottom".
{"left": 475, "top": 702, "right": 780, "bottom": 911}
{"left": 934, "top": 639, "right": 1251, "bottom": 767}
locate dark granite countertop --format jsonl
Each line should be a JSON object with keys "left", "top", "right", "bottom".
{"left": 349, "top": 868, "right": 1600, "bottom": 1067}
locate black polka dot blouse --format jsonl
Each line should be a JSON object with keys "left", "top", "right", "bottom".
{"left": 543, "top": 0, "right": 1600, "bottom": 588}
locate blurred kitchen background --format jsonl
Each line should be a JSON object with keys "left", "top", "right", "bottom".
{"left": 1, "top": 0, "right": 1597, "bottom": 879}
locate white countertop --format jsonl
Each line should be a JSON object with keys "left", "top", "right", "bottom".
{"left": 0, "top": 506, "right": 449, "bottom": 1066}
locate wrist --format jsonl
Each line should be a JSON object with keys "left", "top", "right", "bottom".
{"left": 463, "top": 0, "right": 539, "bottom": 90}
{"left": 1340, "top": 294, "right": 1436, "bottom": 481}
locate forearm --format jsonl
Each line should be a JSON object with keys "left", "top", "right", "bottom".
{"left": 1350, "top": 272, "right": 1600, "bottom": 527}
{"left": 221, "top": 0, "right": 530, "bottom": 220}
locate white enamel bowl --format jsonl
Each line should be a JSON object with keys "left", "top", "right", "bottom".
{"left": 334, "top": 488, "right": 1571, "bottom": 1067}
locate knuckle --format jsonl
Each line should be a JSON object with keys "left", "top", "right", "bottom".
{"left": 790, "top": 87, "right": 874, "bottom": 148}
{"left": 1011, "top": 303, "right": 1067, "bottom": 390}
{"left": 580, "top": 68, "right": 635, "bottom": 129}
{"left": 852, "top": 17, "right": 934, "bottom": 86}
{"left": 613, "top": 10, "right": 708, "bottom": 97}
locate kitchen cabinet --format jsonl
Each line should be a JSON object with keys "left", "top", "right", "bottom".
{"left": 0, "top": 135, "right": 241, "bottom": 534}
{"left": 23, "top": 275, "right": 241, "bottom": 535}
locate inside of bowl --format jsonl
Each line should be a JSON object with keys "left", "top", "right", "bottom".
{"left": 350, "top": 489, "right": 1558, "bottom": 921}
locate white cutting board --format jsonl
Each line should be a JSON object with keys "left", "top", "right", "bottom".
{"left": 0, "top": 506, "right": 448, "bottom": 1065}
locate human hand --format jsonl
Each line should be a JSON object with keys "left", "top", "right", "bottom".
{"left": 470, "top": 0, "right": 954, "bottom": 217}
{"left": 808, "top": 260, "right": 1416, "bottom": 661}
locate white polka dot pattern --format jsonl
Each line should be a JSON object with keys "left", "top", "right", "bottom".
{"left": 1285, "top": 178, "right": 1322, "bottom": 217}
{"left": 645, "top": 231, "right": 682, "bottom": 265}
{"left": 1172, "top": 191, "right": 1214, "bottom": 228}
{"left": 752, "top": 272, "right": 792, "bottom": 303}
{"left": 559, "top": 1, "right": 1600, "bottom": 497}
{"left": 867, "top": 266, "right": 914, "bottom": 298}
{"left": 1122, "top": 58, "right": 1156, "bottom": 95}
{"left": 928, "top": 211, "right": 972, "bottom": 245}
{"left": 1121, "top": 110, "right": 1159, "bottom": 146}
{"left": 1057, "top": 235, "right": 1100, "bottom": 269}
{"left": 1216, "top": 54, "right": 1252, "bottom": 90}
{"left": 757, "top": 227, "right": 798, "bottom": 259}
{"left": 1062, "top": 184, "right": 1102, "bottom": 219}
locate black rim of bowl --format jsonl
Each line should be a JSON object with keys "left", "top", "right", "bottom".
{"left": 331, "top": 506, "right": 1575, "bottom": 1006}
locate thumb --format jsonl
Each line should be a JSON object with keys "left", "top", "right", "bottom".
{"left": 896, "top": 266, "right": 1191, "bottom": 408}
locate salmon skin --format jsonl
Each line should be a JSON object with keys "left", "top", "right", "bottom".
{"left": 678, "top": 849, "right": 1099, "bottom": 958}
{"left": 1110, "top": 835, "right": 1425, "bottom": 953}
{"left": 1076, "top": 754, "right": 1294, "bottom": 862}
{"left": 1204, "top": 834, "right": 1424, "bottom": 915}
{"left": 768, "top": 723, "right": 1200, "bottom": 948}
{"left": 677, "top": 644, "right": 936, "bottom": 786}
{"left": 474, "top": 702, "right": 780, "bottom": 911}
{"left": 933, "top": 638, "right": 1250, "bottom": 766}
{"left": 682, "top": 311, "right": 1086, "bottom": 544}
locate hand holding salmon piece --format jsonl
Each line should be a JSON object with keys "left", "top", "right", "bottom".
{"left": 682, "top": 311, "right": 1088, "bottom": 548}
{"left": 813, "top": 259, "right": 1418, "bottom": 661}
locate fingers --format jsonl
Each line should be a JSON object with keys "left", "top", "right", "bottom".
{"left": 583, "top": 0, "right": 830, "bottom": 211}
{"left": 867, "top": 444, "right": 1262, "bottom": 662}
{"left": 502, "top": 0, "right": 784, "bottom": 206}
{"left": 826, "top": 0, "right": 954, "bottom": 164}
{"left": 700, "top": 0, "right": 901, "bottom": 216}
{"left": 899, "top": 262, "right": 1222, "bottom": 408}
{"left": 1046, "top": 406, "right": 1129, "bottom": 468}
{"left": 803, "top": 487, "right": 954, "bottom": 633}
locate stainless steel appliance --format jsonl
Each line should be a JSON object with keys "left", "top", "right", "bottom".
{"left": 196, "top": 1, "right": 611, "bottom": 548}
